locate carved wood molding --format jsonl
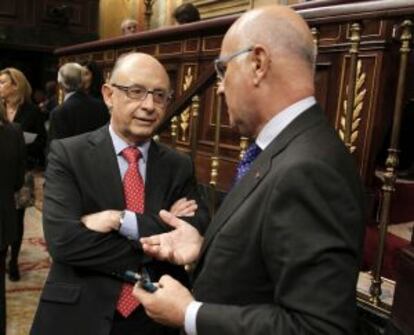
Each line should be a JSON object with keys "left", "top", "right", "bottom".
{"left": 184, "top": 0, "right": 252, "bottom": 19}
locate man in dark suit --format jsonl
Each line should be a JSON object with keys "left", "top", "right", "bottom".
{"left": 134, "top": 5, "right": 365, "bottom": 335}
{"left": 31, "top": 53, "right": 209, "bottom": 335}
{"left": 48, "top": 62, "right": 109, "bottom": 142}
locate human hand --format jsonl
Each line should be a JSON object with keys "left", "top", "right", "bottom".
{"left": 133, "top": 275, "right": 194, "bottom": 327}
{"left": 140, "top": 210, "right": 203, "bottom": 265}
{"left": 81, "top": 210, "right": 121, "bottom": 233}
{"left": 169, "top": 197, "right": 198, "bottom": 217}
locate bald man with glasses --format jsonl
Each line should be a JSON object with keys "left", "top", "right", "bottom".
{"left": 31, "top": 52, "right": 209, "bottom": 335}
{"left": 133, "top": 5, "right": 365, "bottom": 335}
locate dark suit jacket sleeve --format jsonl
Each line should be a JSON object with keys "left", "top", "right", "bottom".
{"left": 49, "top": 106, "right": 73, "bottom": 140}
{"left": 138, "top": 150, "right": 210, "bottom": 238}
{"left": 43, "top": 140, "right": 142, "bottom": 274}
{"left": 17, "top": 103, "right": 46, "bottom": 166}
{"left": 14, "top": 124, "right": 26, "bottom": 191}
{"left": 196, "top": 159, "right": 363, "bottom": 335}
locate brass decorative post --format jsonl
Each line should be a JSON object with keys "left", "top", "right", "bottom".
{"left": 343, "top": 23, "right": 361, "bottom": 152}
{"left": 311, "top": 27, "right": 319, "bottom": 54}
{"left": 209, "top": 94, "right": 223, "bottom": 215}
{"left": 190, "top": 95, "right": 200, "bottom": 161}
{"left": 239, "top": 137, "right": 249, "bottom": 160}
{"left": 143, "top": 0, "right": 156, "bottom": 30}
{"left": 369, "top": 19, "right": 413, "bottom": 306}
{"left": 170, "top": 117, "right": 178, "bottom": 148}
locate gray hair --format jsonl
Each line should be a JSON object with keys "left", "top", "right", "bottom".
{"left": 57, "top": 62, "right": 84, "bottom": 92}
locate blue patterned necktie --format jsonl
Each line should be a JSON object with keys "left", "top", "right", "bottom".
{"left": 235, "top": 142, "right": 262, "bottom": 184}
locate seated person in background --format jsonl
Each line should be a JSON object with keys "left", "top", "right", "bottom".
{"left": 121, "top": 18, "right": 139, "bottom": 35}
{"left": 30, "top": 52, "right": 209, "bottom": 335}
{"left": 48, "top": 62, "right": 109, "bottom": 142}
{"left": 172, "top": 3, "right": 200, "bottom": 24}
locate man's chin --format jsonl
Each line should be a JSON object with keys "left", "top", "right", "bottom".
{"left": 123, "top": 128, "right": 154, "bottom": 143}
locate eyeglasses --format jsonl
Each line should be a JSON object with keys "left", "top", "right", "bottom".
{"left": 111, "top": 83, "right": 172, "bottom": 105}
{"left": 214, "top": 46, "right": 254, "bottom": 81}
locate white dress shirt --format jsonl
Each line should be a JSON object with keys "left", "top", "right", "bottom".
{"left": 109, "top": 124, "right": 150, "bottom": 240}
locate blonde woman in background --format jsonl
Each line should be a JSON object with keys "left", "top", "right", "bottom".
{"left": 0, "top": 68, "right": 46, "bottom": 281}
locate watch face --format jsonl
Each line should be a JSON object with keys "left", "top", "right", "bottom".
{"left": 118, "top": 210, "right": 126, "bottom": 230}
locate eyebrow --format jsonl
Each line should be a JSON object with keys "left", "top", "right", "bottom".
{"left": 129, "top": 83, "right": 169, "bottom": 91}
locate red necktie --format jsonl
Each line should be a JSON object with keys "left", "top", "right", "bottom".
{"left": 116, "top": 146, "right": 145, "bottom": 317}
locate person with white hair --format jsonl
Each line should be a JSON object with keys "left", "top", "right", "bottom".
{"left": 48, "top": 62, "right": 109, "bottom": 142}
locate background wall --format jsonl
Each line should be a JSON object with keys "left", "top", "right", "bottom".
{"left": 98, "top": 0, "right": 301, "bottom": 39}
{"left": 99, "top": 0, "right": 182, "bottom": 39}
{"left": 0, "top": 0, "right": 99, "bottom": 91}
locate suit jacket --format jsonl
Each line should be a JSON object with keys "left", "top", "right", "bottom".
{"left": 192, "top": 105, "right": 365, "bottom": 335}
{"left": 31, "top": 126, "right": 209, "bottom": 335}
{"left": 14, "top": 102, "right": 46, "bottom": 168}
{"left": 48, "top": 91, "right": 109, "bottom": 142}
{"left": 0, "top": 123, "right": 25, "bottom": 248}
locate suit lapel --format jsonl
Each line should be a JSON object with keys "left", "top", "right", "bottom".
{"left": 88, "top": 126, "right": 125, "bottom": 210}
{"left": 144, "top": 141, "right": 166, "bottom": 213}
{"left": 199, "top": 146, "right": 272, "bottom": 257}
{"left": 198, "top": 104, "right": 324, "bottom": 259}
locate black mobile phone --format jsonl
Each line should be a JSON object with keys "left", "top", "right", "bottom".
{"left": 123, "top": 270, "right": 158, "bottom": 293}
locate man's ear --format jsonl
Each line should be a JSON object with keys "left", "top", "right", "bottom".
{"left": 102, "top": 83, "right": 114, "bottom": 109}
{"left": 251, "top": 45, "right": 271, "bottom": 86}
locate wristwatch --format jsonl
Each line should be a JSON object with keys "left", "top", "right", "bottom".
{"left": 118, "top": 210, "right": 126, "bottom": 230}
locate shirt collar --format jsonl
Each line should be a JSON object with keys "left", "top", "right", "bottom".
{"left": 64, "top": 91, "right": 76, "bottom": 102}
{"left": 256, "top": 96, "right": 316, "bottom": 150}
{"left": 109, "top": 124, "right": 150, "bottom": 162}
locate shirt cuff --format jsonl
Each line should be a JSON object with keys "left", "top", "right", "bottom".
{"left": 184, "top": 301, "right": 202, "bottom": 335}
{"left": 119, "top": 210, "right": 139, "bottom": 240}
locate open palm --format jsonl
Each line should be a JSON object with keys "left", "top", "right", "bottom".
{"left": 140, "top": 210, "right": 203, "bottom": 265}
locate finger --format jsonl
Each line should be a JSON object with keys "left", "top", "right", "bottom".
{"left": 159, "top": 210, "right": 184, "bottom": 229}
{"left": 179, "top": 199, "right": 196, "bottom": 209}
{"left": 170, "top": 198, "right": 187, "bottom": 211}
{"left": 174, "top": 197, "right": 187, "bottom": 206}
{"left": 132, "top": 283, "right": 152, "bottom": 303}
{"left": 158, "top": 275, "right": 173, "bottom": 286}
{"left": 183, "top": 203, "right": 197, "bottom": 212}
{"left": 140, "top": 235, "right": 161, "bottom": 245}
{"left": 142, "top": 244, "right": 161, "bottom": 257}
{"left": 181, "top": 211, "right": 195, "bottom": 217}
{"left": 143, "top": 244, "right": 173, "bottom": 261}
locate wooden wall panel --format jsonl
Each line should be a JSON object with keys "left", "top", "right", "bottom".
{"left": 0, "top": 0, "right": 99, "bottom": 49}
{"left": 0, "top": 0, "right": 18, "bottom": 19}
{"left": 54, "top": 0, "right": 414, "bottom": 192}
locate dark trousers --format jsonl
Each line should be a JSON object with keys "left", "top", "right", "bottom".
{"left": 110, "top": 307, "right": 179, "bottom": 335}
{"left": 9, "top": 208, "right": 24, "bottom": 266}
{"left": 0, "top": 248, "right": 7, "bottom": 335}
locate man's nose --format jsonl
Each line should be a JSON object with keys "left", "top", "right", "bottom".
{"left": 141, "top": 92, "right": 155, "bottom": 110}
